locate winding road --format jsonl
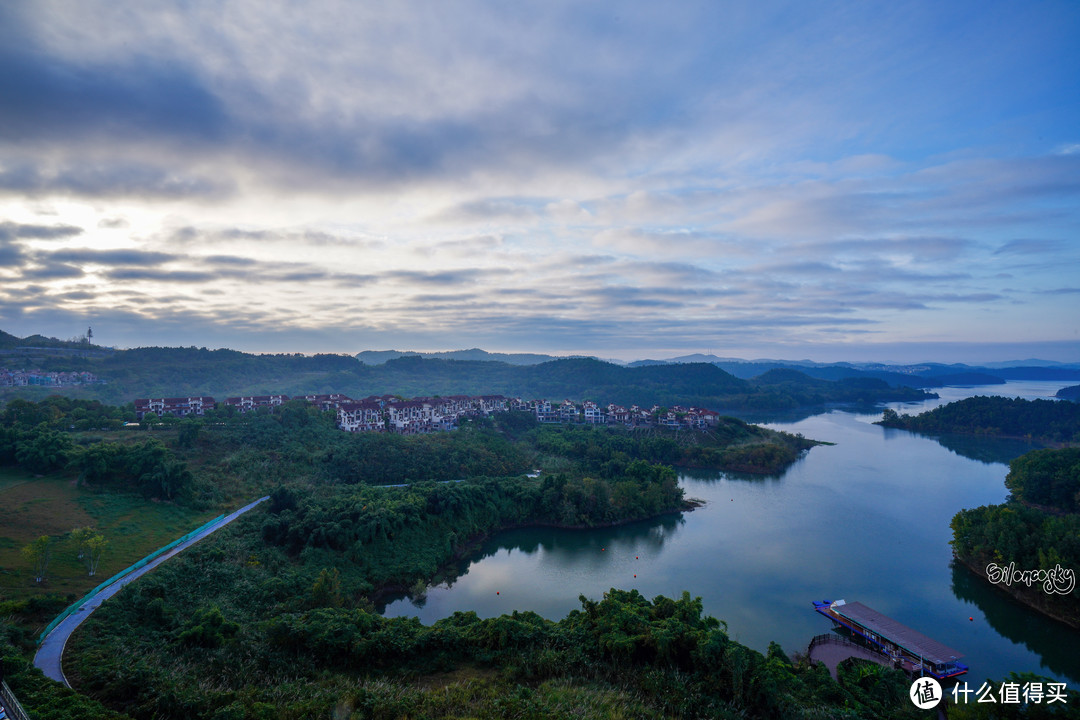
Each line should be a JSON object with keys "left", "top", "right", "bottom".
{"left": 33, "top": 496, "right": 270, "bottom": 687}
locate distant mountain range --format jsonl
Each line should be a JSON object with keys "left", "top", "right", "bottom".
{"left": 355, "top": 348, "right": 574, "bottom": 366}
{"left": 3, "top": 330, "right": 1078, "bottom": 405}
{"left": 356, "top": 347, "right": 1080, "bottom": 387}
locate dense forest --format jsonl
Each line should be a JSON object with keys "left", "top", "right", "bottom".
{"left": 0, "top": 396, "right": 817, "bottom": 505}
{"left": 878, "top": 395, "right": 1080, "bottom": 444}
{"left": 4, "top": 575, "right": 941, "bottom": 720}
{"left": 950, "top": 447, "right": 1080, "bottom": 629}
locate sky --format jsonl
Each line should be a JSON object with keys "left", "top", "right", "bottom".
{"left": 1, "top": 1, "right": 1078, "bottom": 364}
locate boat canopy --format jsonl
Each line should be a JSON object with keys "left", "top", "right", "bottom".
{"left": 832, "top": 601, "right": 964, "bottom": 665}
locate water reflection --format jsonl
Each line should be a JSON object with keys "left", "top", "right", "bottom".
{"left": 680, "top": 466, "right": 789, "bottom": 483}
{"left": 951, "top": 562, "right": 1080, "bottom": 683}
{"left": 378, "top": 514, "right": 686, "bottom": 612}
{"left": 933, "top": 434, "right": 1043, "bottom": 465}
{"left": 481, "top": 515, "right": 686, "bottom": 562}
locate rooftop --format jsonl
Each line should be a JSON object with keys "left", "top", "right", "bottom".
{"left": 834, "top": 601, "right": 963, "bottom": 665}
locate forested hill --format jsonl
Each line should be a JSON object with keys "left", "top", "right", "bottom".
{"left": 951, "top": 446, "right": 1080, "bottom": 629}
{"left": 878, "top": 395, "right": 1080, "bottom": 444}
{"left": 1057, "top": 384, "right": 1080, "bottom": 401}
{"left": 1, "top": 345, "right": 933, "bottom": 410}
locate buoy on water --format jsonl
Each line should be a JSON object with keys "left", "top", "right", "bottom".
{"left": 496, "top": 591, "right": 500, "bottom": 595}
{"left": 969, "top": 617, "right": 973, "bottom": 621}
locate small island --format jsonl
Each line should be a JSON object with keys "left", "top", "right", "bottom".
{"left": 876, "top": 395, "right": 1080, "bottom": 445}
{"left": 1056, "top": 384, "right": 1080, "bottom": 401}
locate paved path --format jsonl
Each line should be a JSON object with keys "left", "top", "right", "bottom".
{"left": 34, "top": 496, "right": 270, "bottom": 687}
{"left": 809, "top": 640, "right": 893, "bottom": 679}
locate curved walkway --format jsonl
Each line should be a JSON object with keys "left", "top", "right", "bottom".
{"left": 808, "top": 633, "right": 893, "bottom": 679}
{"left": 34, "top": 496, "right": 270, "bottom": 687}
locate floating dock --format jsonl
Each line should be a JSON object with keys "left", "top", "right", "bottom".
{"left": 813, "top": 599, "right": 967, "bottom": 679}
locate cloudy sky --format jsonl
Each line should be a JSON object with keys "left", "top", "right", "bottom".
{"left": 1, "top": 1, "right": 1078, "bottom": 362}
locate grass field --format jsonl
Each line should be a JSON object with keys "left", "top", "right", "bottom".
{"left": 0, "top": 465, "right": 218, "bottom": 603}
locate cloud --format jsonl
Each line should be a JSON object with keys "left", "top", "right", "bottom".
{"left": 19, "top": 262, "right": 86, "bottom": 280}
{"left": 203, "top": 254, "right": 258, "bottom": 266}
{"left": 1036, "top": 287, "right": 1080, "bottom": 295}
{"left": 0, "top": 242, "right": 26, "bottom": 266}
{"left": 0, "top": 2, "right": 1077, "bottom": 359}
{"left": 0, "top": 159, "right": 237, "bottom": 199}
{"left": 0, "top": 221, "right": 84, "bottom": 241}
{"left": 593, "top": 227, "right": 744, "bottom": 256}
{"left": 413, "top": 234, "right": 505, "bottom": 258}
{"left": 434, "top": 198, "right": 544, "bottom": 223}
{"left": 384, "top": 269, "right": 494, "bottom": 286}
{"left": 103, "top": 268, "right": 218, "bottom": 283}
{"left": 167, "top": 226, "right": 381, "bottom": 249}
{"left": 994, "top": 239, "right": 1064, "bottom": 255}
{"left": 47, "top": 248, "right": 177, "bottom": 266}
{"left": 0, "top": 17, "right": 228, "bottom": 147}
{"left": 805, "top": 236, "right": 973, "bottom": 262}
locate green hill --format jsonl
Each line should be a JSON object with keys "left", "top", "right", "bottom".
{"left": 1, "top": 330, "right": 934, "bottom": 411}
{"left": 878, "top": 395, "right": 1080, "bottom": 444}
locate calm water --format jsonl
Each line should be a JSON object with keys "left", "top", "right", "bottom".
{"left": 384, "top": 381, "right": 1080, "bottom": 687}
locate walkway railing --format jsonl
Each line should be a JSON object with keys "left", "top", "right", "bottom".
{"left": 37, "top": 513, "right": 225, "bottom": 645}
{"left": 809, "top": 632, "right": 878, "bottom": 653}
{"left": 1, "top": 680, "right": 32, "bottom": 720}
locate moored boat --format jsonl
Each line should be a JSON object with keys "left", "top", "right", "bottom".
{"left": 813, "top": 599, "right": 968, "bottom": 679}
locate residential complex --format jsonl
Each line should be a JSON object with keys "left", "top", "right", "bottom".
{"left": 1, "top": 368, "right": 100, "bottom": 387}
{"left": 134, "top": 391, "right": 723, "bottom": 434}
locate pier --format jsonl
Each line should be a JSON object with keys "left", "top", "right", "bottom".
{"left": 812, "top": 600, "right": 967, "bottom": 680}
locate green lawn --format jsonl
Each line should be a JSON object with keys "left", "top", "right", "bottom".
{"left": 0, "top": 467, "right": 217, "bottom": 602}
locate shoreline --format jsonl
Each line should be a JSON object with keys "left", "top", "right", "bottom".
{"left": 875, "top": 422, "right": 1073, "bottom": 449}
{"left": 954, "top": 554, "right": 1080, "bottom": 631}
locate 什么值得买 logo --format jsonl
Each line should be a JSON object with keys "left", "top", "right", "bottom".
{"left": 985, "top": 562, "right": 1075, "bottom": 595}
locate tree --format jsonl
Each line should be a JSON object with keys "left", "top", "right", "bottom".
{"left": 22, "top": 535, "right": 52, "bottom": 583}
{"left": 85, "top": 533, "right": 108, "bottom": 576}
{"left": 311, "top": 568, "right": 344, "bottom": 608}
{"left": 70, "top": 526, "right": 94, "bottom": 561}
{"left": 15, "top": 423, "right": 73, "bottom": 474}
{"left": 177, "top": 419, "right": 202, "bottom": 448}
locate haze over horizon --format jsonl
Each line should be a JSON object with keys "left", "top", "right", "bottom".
{"left": 1, "top": 2, "right": 1078, "bottom": 364}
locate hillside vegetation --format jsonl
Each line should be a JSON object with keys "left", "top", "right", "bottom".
{"left": 878, "top": 395, "right": 1080, "bottom": 444}
{"left": 3, "top": 340, "right": 933, "bottom": 411}
{"left": 951, "top": 447, "right": 1080, "bottom": 629}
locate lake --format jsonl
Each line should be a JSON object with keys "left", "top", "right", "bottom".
{"left": 383, "top": 381, "right": 1080, "bottom": 687}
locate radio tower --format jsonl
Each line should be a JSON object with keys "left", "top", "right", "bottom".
{"left": 87, "top": 326, "right": 93, "bottom": 345}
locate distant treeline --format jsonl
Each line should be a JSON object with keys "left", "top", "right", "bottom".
{"left": 0, "top": 397, "right": 813, "bottom": 507}
{"left": 878, "top": 395, "right": 1080, "bottom": 444}
{"left": 2, "top": 342, "right": 935, "bottom": 411}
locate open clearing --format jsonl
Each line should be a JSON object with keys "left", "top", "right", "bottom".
{"left": 0, "top": 467, "right": 216, "bottom": 601}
